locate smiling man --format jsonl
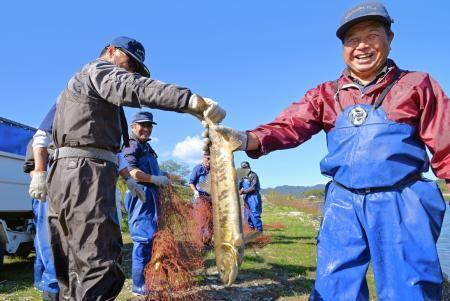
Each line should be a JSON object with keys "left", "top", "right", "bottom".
{"left": 206, "top": 2, "right": 450, "bottom": 300}
{"left": 122, "top": 111, "right": 169, "bottom": 296}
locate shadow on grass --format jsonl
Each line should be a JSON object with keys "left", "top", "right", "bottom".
{"left": 203, "top": 271, "right": 316, "bottom": 301}
{"left": 0, "top": 255, "right": 35, "bottom": 293}
{"left": 121, "top": 242, "right": 133, "bottom": 277}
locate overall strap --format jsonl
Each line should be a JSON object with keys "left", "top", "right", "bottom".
{"left": 372, "top": 69, "right": 402, "bottom": 110}
{"left": 146, "top": 143, "right": 158, "bottom": 159}
{"left": 333, "top": 79, "right": 344, "bottom": 113}
{"left": 120, "top": 107, "right": 130, "bottom": 148}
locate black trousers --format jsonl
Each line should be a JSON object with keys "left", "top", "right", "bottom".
{"left": 47, "top": 157, "right": 124, "bottom": 300}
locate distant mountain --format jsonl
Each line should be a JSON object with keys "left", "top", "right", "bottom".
{"left": 261, "top": 184, "right": 326, "bottom": 196}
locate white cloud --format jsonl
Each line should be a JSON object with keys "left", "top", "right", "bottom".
{"left": 172, "top": 136, "right": 203, "bottom": 164}
{"left": 150, "top": 136, "right": 159, "bottom": 144}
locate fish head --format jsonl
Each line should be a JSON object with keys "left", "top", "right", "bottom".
{"left": 217, "top": 243, "right": 239, "bottom": 286}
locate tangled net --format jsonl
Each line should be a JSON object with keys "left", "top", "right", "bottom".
{"left": 242, "top": 222, "right": 271, "bottom": 248}
{"left": 143, "top": 186, "right": 212, "bottom": 300}
{"left": 142, "top": 184, "right": 271, "bottom": 299}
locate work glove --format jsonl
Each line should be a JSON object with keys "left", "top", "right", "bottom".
{"left": 29, "top": 171, "right": 47, "bottom": 201}
{"left": 150, "top": 175, "right": 170, "bottom": 186}
{"left": 187, "top": 94, "right": 226, "bottom": 123}
{"left": 202, "top": 124, "right": 248, "bottom": 152}
{"left": 125, "top": 177, "right": 146, "bottom": 203}
{"left": 193, "top": 190, "right": 200, "bottom": 199}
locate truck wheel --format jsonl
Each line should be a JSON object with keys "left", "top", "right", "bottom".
{"left": 0, "top": 242, "right": 5, "bottom": 270}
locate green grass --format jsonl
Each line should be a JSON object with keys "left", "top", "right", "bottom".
{"left": 0, "top": 200, "right": 381, "bottom": 300}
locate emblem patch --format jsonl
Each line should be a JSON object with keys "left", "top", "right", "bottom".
{"left": 349, "top": 106, "right": 367, "bottom": 126}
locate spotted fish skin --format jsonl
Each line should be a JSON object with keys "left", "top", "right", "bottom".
{"left": 205, "top": 120, "right": 244, "bottom": 286}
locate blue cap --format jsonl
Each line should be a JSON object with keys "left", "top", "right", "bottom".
{"left": 337, "top": 2, "right": 393, "bottom": 40}
{"left": 241, "top": 161, "right": 250, "bottom": 169}
{"left": 131, "top": 111, "right": 157, "bottom": 125}
{"left": 110, "top": 36, "right": 150, "bottom": 77}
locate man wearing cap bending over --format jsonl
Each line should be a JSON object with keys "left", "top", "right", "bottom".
{"left": 204, "top": 2, "right": 449, "bottom": 300}
{"left": 238, "top": 161, "right": 263, "bottom": 232}
{"left": 29, "top": 36, "right": 225, "bottom": 300}
{"left": 189, "top": 152, "right": 213, "bottom": 245}
{"left": 122, "top": 111, "right": 167, "bottom": 296}
{"left": 189, "top": 153, "right": 211, "bottom": 200}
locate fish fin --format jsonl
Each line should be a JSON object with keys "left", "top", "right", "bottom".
{"left": 197, "top": 173, "right": 211, "bottom": 195}
{"left": 220, "top": 128, "right": 244, "bottom": 151}
{"left": 234, "top": 236, "right": 244, "bottom": 248}
{"left": 244, "top": 231, "right": 263, "bottom": 244}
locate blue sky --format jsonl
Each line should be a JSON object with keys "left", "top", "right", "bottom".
{"left": 1, "top": 1, "right": 449, "bottom": 188}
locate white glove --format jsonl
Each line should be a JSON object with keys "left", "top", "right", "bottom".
{"left": 187, "top": 94, "right": 226, "bottom": 123}
{"left": 202, "top": 124, "right": 248, "bottom": 152}
{"left": 29, "top": 171, "right": 47, "bottom": 201}
{"left": 125, "top": 177, "right": 146, "bottom": 203}
{"left": 203, "top": 97, "right": 226, "bottom": 123}
{"left": 193, "top": 190, "right": 200, "bottom": 199}
{"left": 150, "top": 175, "right": 170, "bottom": 186}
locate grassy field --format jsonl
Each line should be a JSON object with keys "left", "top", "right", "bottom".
{"left": 0, "top": 194, "right": 384, "bottom": 301}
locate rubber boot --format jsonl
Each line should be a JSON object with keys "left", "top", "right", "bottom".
{"left": 42, "top": 291, "right": 59, "bottom": 301}
{"left": 131, "top": 268, "right": 148, "bottom": 296}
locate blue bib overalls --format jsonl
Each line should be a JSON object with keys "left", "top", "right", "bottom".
{"left": 310, "top": 74, "right": 446, "bottom": 300}
{"left": 124, "top": 141, "right": 160, "bottom": 294}
{"left": 242, "top": 177, "right": 263, "bottom": 231}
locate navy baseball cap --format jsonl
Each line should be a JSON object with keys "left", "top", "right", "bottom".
{"left": 337, "top": 2, "right": 393, "bottom": 40}
{"left": 110, "top": 36, "right": 150, "bottom": 77}
{"left": 241, "top": 161, "right": 250, "bottom": 169}
{"left": 131, "top": 111, "right": 157, "bottom": 125}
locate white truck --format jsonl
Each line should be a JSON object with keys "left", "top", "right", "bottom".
{"left": 0, "top": 117, "right": 36, "bottom": 268}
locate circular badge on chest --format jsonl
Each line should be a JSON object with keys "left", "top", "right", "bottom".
{"left": 348, "top": 106, "right": 367, "bottom": 126}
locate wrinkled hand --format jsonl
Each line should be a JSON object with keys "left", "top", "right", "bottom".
{"left": 29, "top": 171, "right": 47, "bottom": 201}
{"left": 150, "top": 175, "right": 170, "bottom": 186}
{"left": 187, "top": 94, "right": 226, "bottom": 123}
{"left": 202, "top": 123, "right": 248, "bottom": 152}
{"left": 126, "top": 177, "right": 146, "bottom": 203}
{"left": 193, "top": 190, "right": 200, "bottom": 199}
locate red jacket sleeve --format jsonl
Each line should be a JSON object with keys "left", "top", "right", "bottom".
{"left": 246, "top": 86, "right": 324, "bottom": 159}
{"left": 416, "top": 74, "right": 450, "bottom": 183}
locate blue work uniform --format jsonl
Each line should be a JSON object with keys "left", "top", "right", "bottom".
{"left": 239, "top": 170, "right": 263, "bottom": 231}
{"left": 31, "top": 199, "right": 59, "bottom": 294}
{"left": 123, "top": 136, "right": 161, "bottom": 294}
{"left": 25, "top": 137, "right": 59, "bottom": 295}
{"left": 189, "top": 163, "right": 210, "bottom": 200}
{"left": 309, "top": 71, "right": 446, "bottom": 300}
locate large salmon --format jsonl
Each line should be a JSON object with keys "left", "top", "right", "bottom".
{"left": 199, "top": 119, "right": 244, "bottom": 286}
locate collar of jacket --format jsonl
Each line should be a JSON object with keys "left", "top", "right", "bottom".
{"left": 346, "top": 59, "right": 394, "bottom": 86}
{"left": 130, "top": 131, "right": 151, "bottom": 143}
{"left": 338, "top": 59, "right": 401, "bottom": 95}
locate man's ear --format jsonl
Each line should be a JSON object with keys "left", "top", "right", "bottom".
{"left": 107, "top": 45, "right": 116, "bottom": 57}
{"left": 388, "top": 31, "right": 394, "bottom": 44}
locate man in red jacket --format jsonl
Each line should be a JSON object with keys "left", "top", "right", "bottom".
{"left": 207, "top": 2, "right": 449, "bottom": 300}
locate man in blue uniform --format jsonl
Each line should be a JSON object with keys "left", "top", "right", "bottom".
{"left": 189, "top": 153, "right": 210, "bottom": 200}
{"left": 239, "top": 161, "right": 263, "bottom": 232}
{"left": 189, "top": 153, "right": 213, "bottom": 245}
{"left": 24, "top": 139, "right": 59, "bottom": 301}
{"left": 122, "top": 111, "right": 169, "bottom": 296}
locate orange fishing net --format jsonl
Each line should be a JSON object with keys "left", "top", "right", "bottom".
{"left": 242, "top": 222, "right": 271, "bottom": 248}
{"left": 142, "top": 184, "right": 271, "bottom": 299}
{"left": 143, "top": 186, "right": 212, "bottom": 300}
